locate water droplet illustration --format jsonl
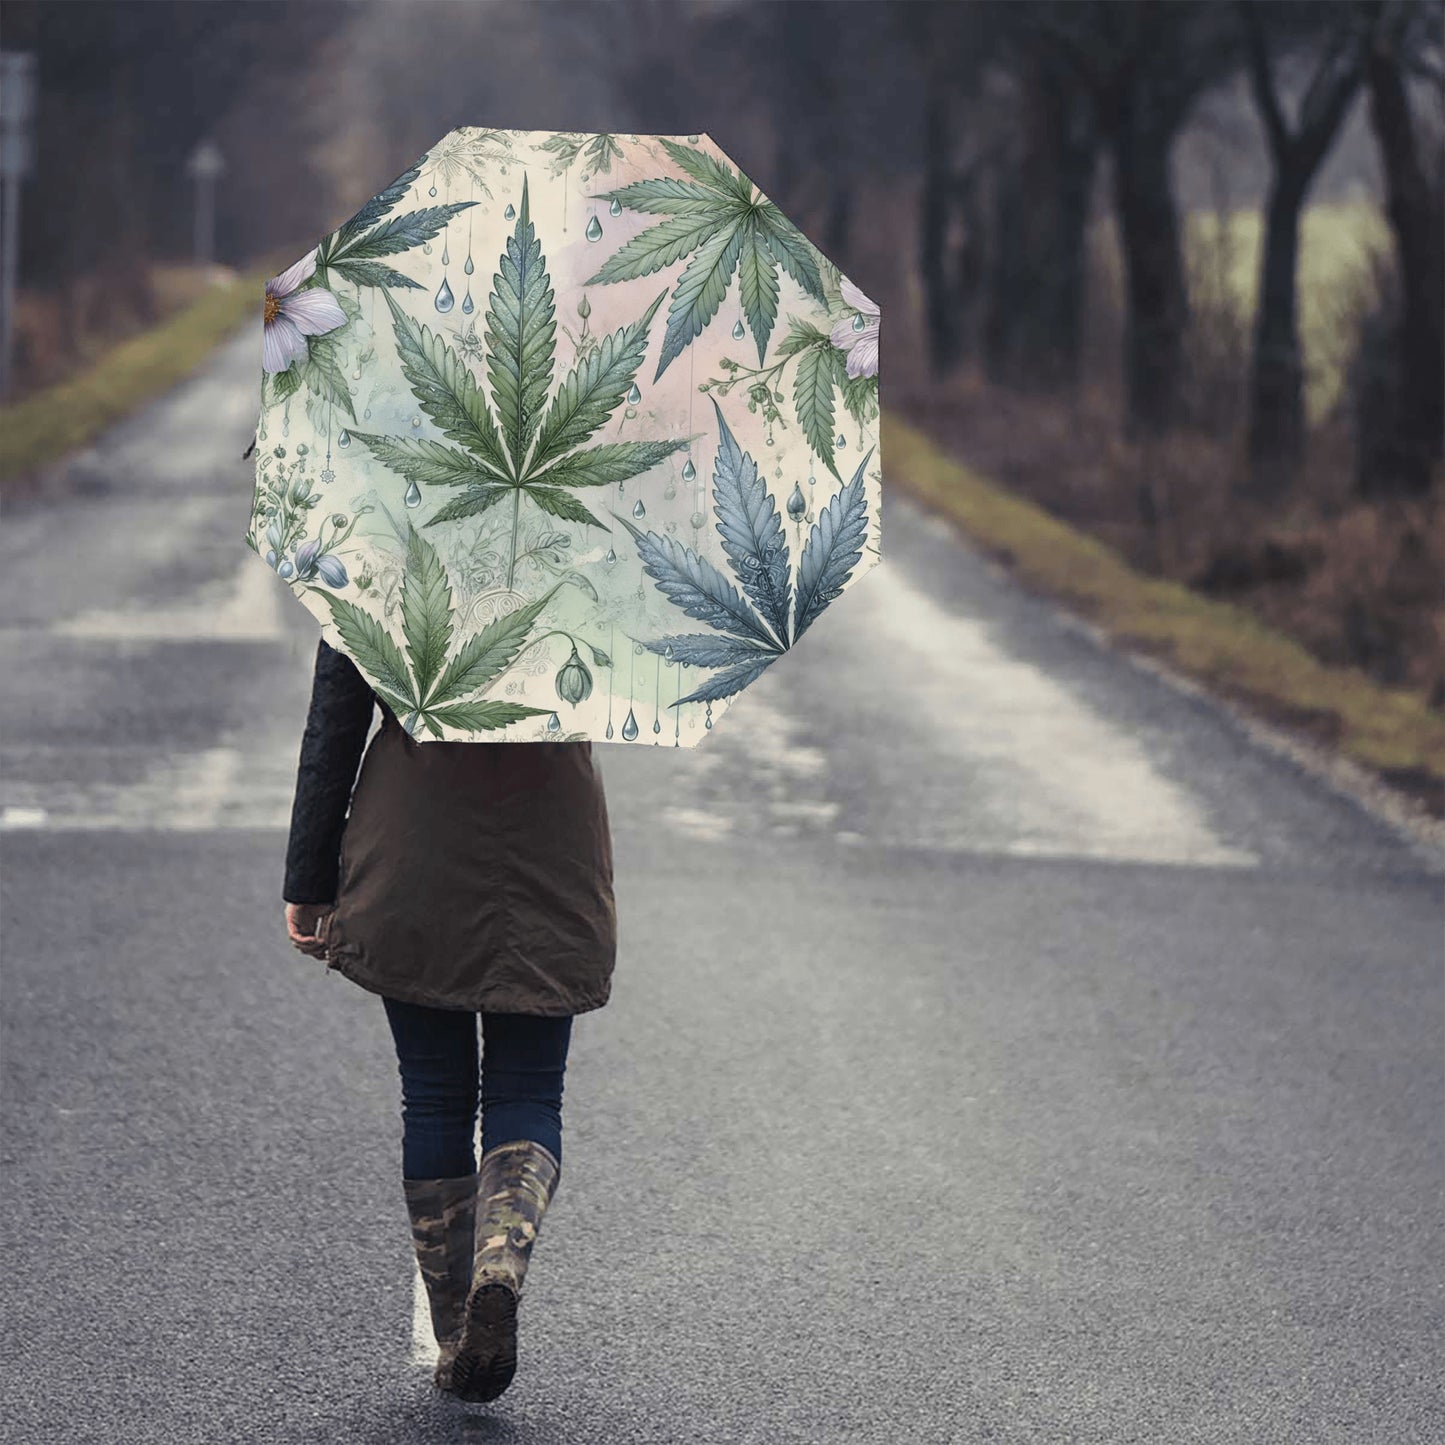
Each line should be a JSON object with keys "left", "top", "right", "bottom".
{"left": 337, "top": 429, "right": 351, "bottom": 449}
{"left": 547, "top": 712, "right": 561, "bottom": 731}
{"left": 434, "top": 277, "right": 455, "bottom": 313}
{"left": 462, "top": 289, "right": 474, "bottom": 314}
{"left": 633, "top": 642, "right": 644, "bottom": 655}
{"left": 605, "top": 547, "right": 617, "bottom": 566}
{"left": 363, "top": 407, "right": 372, "bottom": 420}
{"left": 787, "top": 482, "right": 806, "bottom": 520}
{"left": 412, "top": 416, "right": 422, "bottom": 428}
{"left": 704, "top": 713, "right": 713, "bottom": 730}
{"left": 624, "top": 407, "right": 637, "bottom": 419}
{"left": 621, "top": 708, "right": 639, "bottom": 741}
{"left": 606, "top": 719, "right": 614, "bottom": 739}
{"left": 428, "top": 185, "right": 438, "bottom": 197}
{"left": 504, "top": 203, "right": 516, "bottom": 220}
{"left": 422, "top": 242, "right": 433, "bottom": 255}
{"left": 441, "top": 243, "right": 450, "bottom": 266}
{"left": 463, "top": 254, "right": 475, "bottom": 275}
{"left": 853, "top": 312, "right": 867, "bottom": 332}
{"left": 585, "top": 214, "right": 604, "bottom": 242}
{"left": 731, "top": 319, "right": 745, "bottom": 340}
{"left": 681, "top": 459, "right": 697, "bottom": 482}
{"left": 836, "top": 433, "right": 847, "bottom": 448}
{"left": 609, "top": 197, "right": 622, "bottom": 217}
{"left": 351, "top": 367, "right": 362, "bottom": 380}
{"left": 632, "top": 499, "right": 646, "bottom": 518}
{"left": 653, "top": 717, "right": 661, "bottom": 734}
{"left": 627, "top": 383, "right": 641, "bottom": 404}
{"left": 664, "top": 643, "right": 675, "bottom": 659}
{"left": 404, "top": 480, "right": 422, "bottom": 508}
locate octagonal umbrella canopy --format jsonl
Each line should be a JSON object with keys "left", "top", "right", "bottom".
{"left": 245, "top": 128, "right": 882, "bottom": 745}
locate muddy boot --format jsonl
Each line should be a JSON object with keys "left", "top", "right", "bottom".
{"left": 450, "top": 1139, "right": 561, "bottom": 1403}
{"left": 402, "top": 1171, "right": 481, "bottom": 1391}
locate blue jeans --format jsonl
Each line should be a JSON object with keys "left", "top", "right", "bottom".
{"left": 380, "top": 997, "right": 573, "bottom": 1180}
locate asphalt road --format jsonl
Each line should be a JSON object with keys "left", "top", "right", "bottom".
{"left": 2, "top": 329, "right": 1441, "bottom": 1444}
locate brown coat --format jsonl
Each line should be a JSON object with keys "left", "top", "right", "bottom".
{"left": 321, "top": 705, "right": 618, "bottom": 1016}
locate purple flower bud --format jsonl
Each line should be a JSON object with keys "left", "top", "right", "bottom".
{"left": 315, "top": 554, "right": 348, "bottom": 588}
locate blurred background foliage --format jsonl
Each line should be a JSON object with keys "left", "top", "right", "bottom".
{"left": 2, "top": 0, "right": 1441, "bottom": 714}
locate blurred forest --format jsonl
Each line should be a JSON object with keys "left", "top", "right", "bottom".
{"left": 4, "top": 0, "right": 1442, "bottom": 707}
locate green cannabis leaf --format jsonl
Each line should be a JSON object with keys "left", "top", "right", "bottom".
{"left": 586, "top": 138, "right": 827, "bottom": 382}
{"left": 310, "top": 521, "right": 558, "bottom": 739}
{"left": 314, "top": 159, "right": 475, "bottom": 292}
{"left": 351, "top": 173, "right": 689, "bottom": 588}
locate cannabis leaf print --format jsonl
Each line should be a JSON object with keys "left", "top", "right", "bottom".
{"left": 586, "top": 138, "right": 826, "bottom": 383}
{"left": 613, "top": 397, "right": 873, "bottom": 706}
{"left": 311, "top": 520, "right": 558, "bottom": 740}
{"left": 314, "top": 160, "right": 475, "bottom": 293}
{"left": 350, "top": 174, "right": 688, "bottom": 589}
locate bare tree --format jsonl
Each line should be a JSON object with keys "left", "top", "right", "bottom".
{"left": 1239, "top": 1, "right": 1370, "bottom": 495}
{"left": 1361, "top": 0, "right": 1444, "bottom": 496}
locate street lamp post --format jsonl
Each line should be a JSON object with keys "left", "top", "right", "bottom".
{"left": 0, "top": 50, "right": 37, "bottom": 401}
{"left": 187, "top": 138, "right": 225, "bottom": 268}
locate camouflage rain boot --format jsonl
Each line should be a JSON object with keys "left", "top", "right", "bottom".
{"left": 402, "top": 1171, "right": 481, "bottom": 1391}
{"left": 449, "top": 1139, "right": 561, "bottom": 1404}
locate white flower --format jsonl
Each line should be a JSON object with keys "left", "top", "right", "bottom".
{"left": 829, "top": 275, "right": 880, "bottom": 380}
{"left": 262, "top": 250, "right": 348, "bottom": 374}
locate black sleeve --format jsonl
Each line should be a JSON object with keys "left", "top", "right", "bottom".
{"left": 283, "top": 638, "right": 377, "bottom": 905}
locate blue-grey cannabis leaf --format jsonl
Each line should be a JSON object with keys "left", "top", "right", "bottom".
{"left": 614, "top": 403, "right": 874, "bottom": 707}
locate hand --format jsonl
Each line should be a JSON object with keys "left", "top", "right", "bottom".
{"left": 285, "top": 901, "right": 333, "bottom": 960}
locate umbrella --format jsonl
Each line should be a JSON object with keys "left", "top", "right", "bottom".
{"left": 246, "top": 128, "right": 881, "bottom": 745}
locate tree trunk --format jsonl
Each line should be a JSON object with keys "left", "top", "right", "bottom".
{"left": 1363, "top": 39, "right": 1444, "bottom": 496}
{"left": 1112, "top": 125, "right": 1188, "bottom": 436}
{"left": 919, "top": 68, "right": 964, "bottom": 376}
{"left": 983, "top": 69, "right": 1096, "bottom": 392}
{"left": 1246, "top": 171, "right": 1307, "bottom": 491}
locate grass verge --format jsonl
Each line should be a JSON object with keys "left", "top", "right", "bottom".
{"left": 0, "top": 270, "right": 264, "bottom": 488}
{"left": 887, "top": 414, "right": 1445, "bottom": 814}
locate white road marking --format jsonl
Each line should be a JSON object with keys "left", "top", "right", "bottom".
{"left": 411, "top": 1267, "right": 437, "bottom": 1368}
{"left": 855, "top": 569, "right": 1257, "bottom": 867}
{"left": 51, "top": 555, "right": 287, "bottom": 641}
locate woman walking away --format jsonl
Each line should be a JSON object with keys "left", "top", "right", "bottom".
{"left": 281, "top": 636, "right": 618, "bottom": 1402}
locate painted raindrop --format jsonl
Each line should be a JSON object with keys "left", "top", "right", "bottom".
{"left": 422, "top": 242, "right": 433, "bottom": 255}
{"left": 664, "top": 643, "right": 675, "bottom": 659}
{"left": 632, "top": 499, "right": 646, "bottom": 518}
{"left": 428, "top": 185, "right": 438, "bottom": 197}
{"left": 337, "top": 429, "right": 352, "bottom": 449}
{"left": 731, "top": 319, "right": 745, "bottom": 340}
{"left": 504, "top": 203, "right": 515, "bottom": 220}
{"left": 412, "top": 415, "right": 422, "bottom": 428}
{"left": 463, "top": 255, "right": 475, "bottom": 275}
{"left": 547, "top": 712, "right": 561, "bottom": 731}
{"left": 627, "top": 383, "right": 641, "bottom": 404}
{"left": 434, "top": 277, "right": 455, "bottom": 313}
{"left": 363, "top": 407, "right": 372, "bottom": 420}
{"left": 836, "top": 433, "right": 847, "bottom": 448}
{"left": 606, "top": 719, "right": 614, "bottom": 739}
{"left": 605, "top": 547, "right": 617, "bottom": 566}
{"left": 609, "top": 197, "right": 622, "bottom": 216}
{"left": 404, "top": 480, "right": 422, "bottom": 508}
{"left": 585, "top": 215, "right": 604, "bottom": 242}
{"left": 787, "top": 482, "right": 806, "bottom": 520}
{"left": 461, "top": 289, "right": 474, "bottom": 315}
{"left": 853, "top": 312, "right": 867, "bottom": 332}
{"left": 653, "top": 718, "right": 661, "bottom": 734}
{"left": 621, "top": 708, "right": 639, "bottom": 741}
{"left": 681, "top": 459, "right": 696, "bottom": 482}
{"left": 441, "top": 242, "right": 450, "bottom": 266}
